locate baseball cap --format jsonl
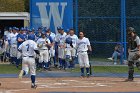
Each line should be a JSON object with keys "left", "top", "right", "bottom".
{"left": 57, "top": 26, "right": 63, "bottom": 30}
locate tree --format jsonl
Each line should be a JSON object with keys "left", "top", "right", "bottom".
{"left": 0, "top": 0, "right": 25, "bottom": 12}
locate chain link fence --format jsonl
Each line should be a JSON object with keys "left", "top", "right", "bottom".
{"left": 74, "top": 0, "right": 140, "bottom": 65}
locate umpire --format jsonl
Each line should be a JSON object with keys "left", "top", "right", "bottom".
{"left": 126, "top": 27, "right": 140, "bottom": 81}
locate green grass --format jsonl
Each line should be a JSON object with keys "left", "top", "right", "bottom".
{"left": 69, "top": 66, "right": 140, "bottom": 73}
{"left": 0, "top": 64, "right": 140, "bottom": 74}
{"left": 89, "top": 56, "right": 112, "bottom": 62}
{"left": 0, "top": 64, "right": 20, "bottom": 74}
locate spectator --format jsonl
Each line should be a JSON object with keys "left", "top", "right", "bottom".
{"left": 108, "top": 43, "right": 124, "bottom": 65}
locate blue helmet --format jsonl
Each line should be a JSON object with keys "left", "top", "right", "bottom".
{"left": 65, "top": 37, "right": 72, "bottom": 44}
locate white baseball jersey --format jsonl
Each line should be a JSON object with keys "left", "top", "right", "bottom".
{"left": 50, "top": 32, "right": 56, "bottom": 42}
{"left": 5, "top": 31, "right": 11, "bottom": 41}
{"left": 58, "top": 32, "right": 67, "bottom": 46}
{"left": 37, "top": 38, "right": 51, "bottom": 50}
{"left": 8, "top": 32, "right": 18, "bottom": 45}
{"left": 55, "top": 33, "right": 60, "bottom": 42}
{"left": 18, "top": 40, "right": 38, "bottom": 57}
{"left": 76, "top": 37, "right": 90, "bottom": 52}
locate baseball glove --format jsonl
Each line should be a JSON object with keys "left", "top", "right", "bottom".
{"left": 132, "top": 53, "right": 140, "bottom": 60}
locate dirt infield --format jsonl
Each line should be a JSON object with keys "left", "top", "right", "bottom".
{"left": 0, "top": 77, "right": 140, "bottom": 93}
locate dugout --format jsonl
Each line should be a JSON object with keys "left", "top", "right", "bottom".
{"left": 0, "top": 12, "right": 29, "bottom": 36}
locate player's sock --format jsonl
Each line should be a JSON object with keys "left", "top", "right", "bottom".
{"left": 59, "top": 58, "right": 62, "bottom": 67}
{"left": 31, "top": 75, "right": 36, "bottom": 85}
{"left": 53, "top": 57, "right": 56, "bottom": 65}
{"left": 86, "top": 68, "right": 90, "bottom": 74}
{"left": 81, "top": 68, "right": 84, "bottom": 76}
{"left": 11, "top": 57, "right": 14, "bottom": 64}
{"left": 14, "top": 57, "right": 17, "bottom": 66}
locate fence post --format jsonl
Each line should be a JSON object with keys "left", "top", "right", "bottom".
{"left": 75, "top": 0, "right": 78, "bottom": 35}
{"left": 121, "top": 0, "right": 126, "bottom": 64}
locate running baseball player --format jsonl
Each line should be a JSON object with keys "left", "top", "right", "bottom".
{"left": 125, "top": 27, "right": 140, "bottom": 81}
{"left": 76, "top": 31, "right": 92, "bottom": 77}
{"left": 65, "top": 29, "right": 78, "bottom": 69}
{"left": 57, "top": 27, "right": 67, "bottom": 69}
{"left": 18, "top": 35, "right": 40, "bottom": 89}
{"left": 8, "top": 27, "right": 18, "bottom": 65}
{"left": 37, "top": 31, "right": 51, "bottom": 70}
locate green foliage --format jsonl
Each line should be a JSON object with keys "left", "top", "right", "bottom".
{"left": 0, "top": 0, "right": 25, "bottom": 12}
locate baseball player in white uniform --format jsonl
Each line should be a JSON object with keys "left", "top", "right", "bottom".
{"left": 8, "top": 28, "right": 18, "bottom": 64}
{"left": 37, "top": 31, "right": 51, "bottom": 70}
{"left": 18, "top": 35, "right": 40, "bottom": 89}
{"left": 46, "top": 28, "right": 56, "bottom": 67}
{"left": 76, "top": 31, "right": 92, "bottom": 77}
{"left": 57, "top": 27, "right": 67, "bottom": 69}
{"left": 65, "top": 29, "right": 78, "bottom": 69}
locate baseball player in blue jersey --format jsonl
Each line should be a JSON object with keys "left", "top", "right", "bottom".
{"left": 16, "top": 28, "right": 27, "bottom": 68}
{"left": 18, "top": 35, "right": 40, "bottom": 89}
{"left": 27, "top": 29, "right": 36, "bottom": 41}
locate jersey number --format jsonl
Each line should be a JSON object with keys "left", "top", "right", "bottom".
{"left": 26, "top": 44, "right": 29, "bottom": 51}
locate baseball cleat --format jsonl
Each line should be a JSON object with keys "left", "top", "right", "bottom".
{"left": 107, "top": 57, "right": 113, "bottom": 61}
{"left": 19, "top": 70, "right": 24, "bottom": 79}
{"left": 31, "top": 85, "right": 37, "bottom": 89}
{"left": 80, "top": 74, "right": 85, "bottom": 78}
{"left": 86, "top": 73, "right": 90, "bottom": 78}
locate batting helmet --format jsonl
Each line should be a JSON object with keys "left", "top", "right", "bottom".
{"left": 65, "top": 37, "right": 72, "bottom": 44}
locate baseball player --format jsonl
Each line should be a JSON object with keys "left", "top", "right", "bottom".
{"left": 57, "top": 27, "right": 67, "bottom": 69}
{"left": 8, "top": 27, "right": 18, "bottom": 64}
{"left": 16, "top": 28, "right": 27, "bottom": 68}
{"left": 4, "top": 27, "right": 12, "bottom": 62}
{"left": 125, "top": 27, "right": 140, "bottom": 81}
{"left": 76, "top": 31, "right": 92, "bottom": 77}
{"left": 65, "top": 29, "right": 78, "bottom": 69}
{"left": 46, "top": 28, "right": 56, "bottom": 67}
{"left": 18, "top": 35, "right": 40, "bottom": 89}
{"left": 54, "top": 27, "right": 62, "bottom": 68}
{"left": 37, "top": 31, "right": 51, "bottom": 70}
{"left": 27, "top": 29, "right": 36, "bottom": 41}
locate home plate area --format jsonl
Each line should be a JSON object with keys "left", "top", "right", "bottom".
{"left": 1, "top": 77, "right": 140, "bottom": 93}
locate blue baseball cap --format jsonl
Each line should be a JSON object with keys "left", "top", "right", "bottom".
{"left": 57, "top": 26, "right": 63, "bottom": 30}
{"left": 9, "top": 27, "right": 12, "bottom": 30}
{"left": 13, "top": 27, "right": 17, "bottom": 30}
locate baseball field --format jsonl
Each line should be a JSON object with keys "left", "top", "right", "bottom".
{"left": 0, "top": 64, "right": 140, "bottom": 93}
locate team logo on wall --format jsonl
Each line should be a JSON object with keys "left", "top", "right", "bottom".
{"left": 30, "top": 0, "right": 73, "bottom": 33}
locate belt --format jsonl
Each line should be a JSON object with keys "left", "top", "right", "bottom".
{"left": 23, "top": 56, "right": 34, "bottom": 58}
{"left": 130, "top": 50, "right": 139, "bottom": 52}
{"left": 78, "top": 51, "right": 87, "bottom": 53}
{"left": 40, "top": 49, "right": 48, "bottom": 50}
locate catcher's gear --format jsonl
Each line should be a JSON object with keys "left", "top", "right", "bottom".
{"left": 132, "top": 53, "right": 140, "bottom": 60}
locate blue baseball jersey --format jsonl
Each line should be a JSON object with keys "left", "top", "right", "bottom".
{"left": 17, "top": 33, "right": 27, "bottom": 47}
{"left": 27, "top": 34, "right": 36, "bottom": 41}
